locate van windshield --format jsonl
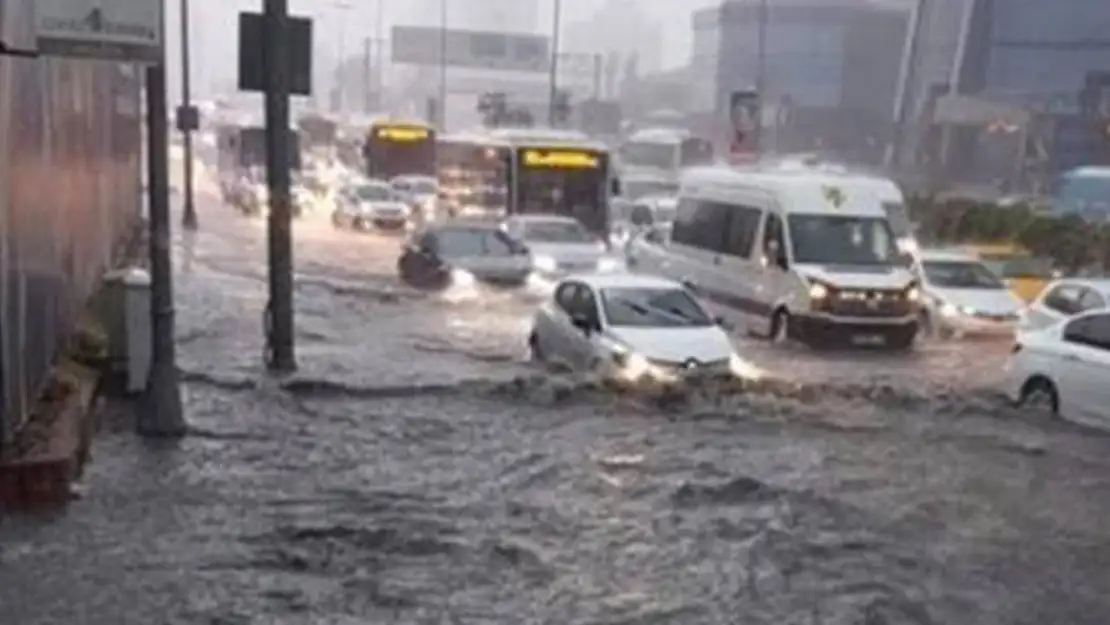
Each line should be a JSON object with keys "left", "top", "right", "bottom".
{"left": 788, "top": 214, "right": 899, "bottom": 266}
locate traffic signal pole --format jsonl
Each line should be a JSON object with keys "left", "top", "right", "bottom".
{"left": 547, "top": 0, "right": 561, "bottom": 126}
{"left": 263, "top": 0, "right": 297, "bottom": 371}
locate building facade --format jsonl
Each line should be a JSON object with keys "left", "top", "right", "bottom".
{"left": 563, "top": 0, "right": 664, "bottom": 75}
{"left": 691, "top": 0, "right": 910, "bottom": 163}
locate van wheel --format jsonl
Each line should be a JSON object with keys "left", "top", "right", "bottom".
{"left": 769, "top": 309, "right": 790, "bottom": 343}
{"left": 916, "top": 311, "right": 933, "bottom": 341}
{"left": 1020, "top": 377, "right": 1059, "bottom": 414}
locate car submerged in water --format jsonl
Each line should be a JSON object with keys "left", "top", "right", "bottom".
{"left": 398, "top": 222, "right": 534, "bottom": 289}
{"left": 331, "top": 179, "right": 412, "bottom": 233}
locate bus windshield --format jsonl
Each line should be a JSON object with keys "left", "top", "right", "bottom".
{"left": 515, "top": 147, "right": 609, "bottom": 235}
{"left": 365, "top": 124, "right": 436, "bottom": 179}
{"left": 619, "top": 142, "right": 676, "bottom": 170}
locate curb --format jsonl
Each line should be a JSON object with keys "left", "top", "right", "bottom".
{"left": 0, "top": 361, "right": 101, "bottom": 512}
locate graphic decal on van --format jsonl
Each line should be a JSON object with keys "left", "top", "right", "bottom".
{"left": 822, "top": 185, "right": 845, "bottom": 208}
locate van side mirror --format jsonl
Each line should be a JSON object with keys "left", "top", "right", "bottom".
{"left": 897, "top": 252, "right": 914, "bottom": 266}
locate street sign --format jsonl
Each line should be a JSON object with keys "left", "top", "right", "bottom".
{"left": 237, "top": 12, "right": 313, "bottom": 96}
{"left": 35, "top": 0, "right": 160, "bottom": 62}
{"left": 391, "top": 26, "right": 549, "bottom": 73}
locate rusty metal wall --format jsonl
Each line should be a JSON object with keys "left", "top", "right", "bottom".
{"left": 0, "top": 55, "right": 142, "bottom": 449}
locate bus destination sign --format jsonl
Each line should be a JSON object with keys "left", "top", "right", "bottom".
{"left": 522, "top": 149, "right": 599, "bottom": 169}
{"left": 376, "top": 126, "right": 430, "bottom": 141}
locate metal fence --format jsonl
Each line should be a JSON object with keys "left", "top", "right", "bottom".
{"left": 0, "top": 55, "right": 143, "bottom": 450}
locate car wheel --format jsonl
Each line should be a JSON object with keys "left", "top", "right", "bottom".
{"left": 769, "top": 308, "right": 790, "bottom": 343}
{"left": 887, "top": 326, "right": 917, "bottom": 351}
{"left": 528, "top": 332, "right": 544, "bottom": 361}
{"left": 1020, "top": 377, "right": 1059, "bottom": 414}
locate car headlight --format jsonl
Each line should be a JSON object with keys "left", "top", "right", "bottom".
{"left": 533, "top": 255, "right": 558, "bottom": 272}
{"left": 808, "top": 281, "right": 829, "bottom": 299}
{"left": 597, "top": 257, "right": 623, "bottom": 272}
{"left": 939, "top": 301, "right": 958, "bottom": 317}
{"left": 905, "top": 285, "right": 920, "bottom": 302}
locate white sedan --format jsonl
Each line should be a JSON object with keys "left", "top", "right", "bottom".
{"left": 527, "top": 274, "right": 759, "bottom": 383}
{"left": 502, "top": 215, "right": 624, "bottom": 277}
{"left": 914, "top": 250, "right": 1025, "bottom": 339}
{"left": 1006, "top": 309, "right": 1110, "bottom": 429}
{"left": 1020, "top": 278, "right": 1110, "bottom": 332}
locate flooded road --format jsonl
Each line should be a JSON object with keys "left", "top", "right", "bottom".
{"left": 3, "top": 182, "right": 1110, "bottom": 624}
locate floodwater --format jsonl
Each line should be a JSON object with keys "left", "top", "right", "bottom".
{"left": 3, "top": 178, "right": 1110, "bottom": 625}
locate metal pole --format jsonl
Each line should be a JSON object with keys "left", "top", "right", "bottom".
{"left": 179, "top": 0, "right": 198, "bottom": 230}
{"left": 375, "top": 0, "right": 384, "bottom": 110}
{"left": 140, "top": 60, "right": 187, "bottom": 436}
{"left": 592, "top": 53, "right": 602, "bottom": 100}
{"left": 363, "top": 37, "right": 372, "bottom": 111}
{"left": 755, "top": 0, "right": 768, "bottom": 156}
{"left": 337, "top": 6, "right": 347, "bottom": 112}
{"left": 937, "top": 0, "right": 976, "bottom": 187}
{"left": 887, "top": 0, "right": 926, "bottom": 168}
{"left": 438, "top": 0, "right": 448, "bottom": 129}
{"left": 264, "top": 0, "right": 297, "bottom": 372}
{"left": 548, "top": 0, "right": 563, "bottom": 125}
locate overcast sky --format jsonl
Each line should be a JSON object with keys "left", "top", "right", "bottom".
{"left": 167, "top": 0, "right": 720, "bottom": 98}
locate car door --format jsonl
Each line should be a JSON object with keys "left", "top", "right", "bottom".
{"left": 1027, "top": 283, "right": 1082, "bottom": 330}
{"left": 1058, "top": 313, "right": 1110, "bottom": 426}
{"left": 1077, "top": 288, "right": 1107, "bottom": 314}
{"left": 540, "top": 282, "right": 592, "bottom": 365}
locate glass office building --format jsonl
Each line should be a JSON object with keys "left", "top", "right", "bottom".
{"left": 690, "top": 0, "right": 909, "bottom": 163}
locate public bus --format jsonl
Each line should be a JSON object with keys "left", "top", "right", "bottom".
{"left": 618, "top": 127, "right": 715, "bottom": 173}
{"left": 436, "top": 132, "right": 510, "bottom": 216}
{"left": 363, "top": 118, "right": 436, "bottom": 180}
{"left": 487, "top": 128, "right": 619, "bottom": 238}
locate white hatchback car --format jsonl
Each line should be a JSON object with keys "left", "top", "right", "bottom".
{"left": 1007, "top": 309, "right": 1110, "bottom": 428}
{"left": 1021, "top": 278, "right": 1110, "bottom": 332}
{"left": 528, "top": 273, "right": 755, "bottom": 382}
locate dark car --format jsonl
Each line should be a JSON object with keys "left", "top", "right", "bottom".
{"left": 398, "top": 223, "right": 534, "bottom": 289}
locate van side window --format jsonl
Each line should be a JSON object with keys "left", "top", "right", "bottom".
{"left": 723, "top": 205, "right": 762, "bottom": 258}
{"left": 672, "top": 199, "right": 729, "bottom": 253}
{"left": 671, "top": 198, "right": 699, "bottom": 246}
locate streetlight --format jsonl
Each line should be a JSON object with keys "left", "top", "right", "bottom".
{"left": 547, "top": 0, "right": 562, "bottom": 126}
{"left": 334, "top": 0, "right": 352, "bottom": 112}
{"left": 179, "top": 0, "right": 198, "bottom": 230}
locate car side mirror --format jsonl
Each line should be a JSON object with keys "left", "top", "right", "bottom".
{"left": 897, "top": 252, "right": 914, "bottom": 266}
{"left": 571, "top": 313, "right": 595, "bottom": 333}
{"left": 713, "top": 315, "right": 726, "bottom": 326}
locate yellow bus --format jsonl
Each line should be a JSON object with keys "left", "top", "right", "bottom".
{"left": 363, "top": 118, "right": 436, "bottom": 180}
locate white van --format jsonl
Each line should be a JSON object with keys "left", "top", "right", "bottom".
{"left": 626, "top": 166, "right": 922, "bottom": 349}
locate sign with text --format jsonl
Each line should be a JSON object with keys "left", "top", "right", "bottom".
{"left": 521, "top": 149, "right": 599, "bottom": 169}
{"left": 36, "top": 0, "right": 160, "bottom": 62}
{"left": 237, "top": 12, "right": 313, "bottom": 96}
{"left": 374, "top": 125, "right": 431, "bottom": 142}
{"left": 392, "top": 26, "right": 549, "bottom": 73}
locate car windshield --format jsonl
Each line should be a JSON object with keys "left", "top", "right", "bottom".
{"left": 979, "top": 255, "right": 1054, "bottom": 279}
{"left": 355, "top": 185, "right": 393, "bottom": 201}
{"left": 923, "top": 260, "right": 1004, "bottom": 289}
{"left": 788, "top": 214, "right": 899, "bottom": 266}
{"left": 521, "top": 220, "right": 594, "bottom": 243}
{"left": 600, "top": 287, "right": 712, "bottom": 328}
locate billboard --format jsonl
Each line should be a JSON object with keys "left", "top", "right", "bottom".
{"left": 729, "top": 90, "right": 760, "bottom": 160}
{"left": 36, "top": 0, "right": 161, "bottom": 62}
{"left": 391, "top": 26, "right": 549, "bottom": 72}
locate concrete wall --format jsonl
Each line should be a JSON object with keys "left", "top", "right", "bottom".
{"left": 0, "top": 55, "right": 143, "bottom": 446}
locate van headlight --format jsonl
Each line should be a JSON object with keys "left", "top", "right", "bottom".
{"left": 808, "top": 281, "right": 830, "bottom": 299}
{"left": 533, "top": 255, "right": 558, "bottom": 272}
{"left": 905, "top": 285, "right": 920, "bottom": 302}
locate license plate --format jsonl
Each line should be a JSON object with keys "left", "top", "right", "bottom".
{"left": 851, "top": 334, "right": 884, "bottom": 346}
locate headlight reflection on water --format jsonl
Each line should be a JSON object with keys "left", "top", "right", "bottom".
{"left": 440, "top": 269, "right": 481, "bottom": 303}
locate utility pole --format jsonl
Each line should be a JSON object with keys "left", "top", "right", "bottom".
{"left": 592, "top": 53, "right": 602, "bottom": 100}
{"left": 363, "top": 37, "right": 372, "bottom": 111}
{"left": 179, "top": 0, "right": 198, "bottom": 230}
{"left": 438, "top": 0, "right": 448, "bottom": 129}
{"left": 548, "top": 0, "right": 562, "bottom": 126}
{"left": 755, "top": 0, "right": 768, "bottom": 156}
{"left": 263, "top": 0, "right": 296, "bottom": 372}
{"left": 887, "top": 0, "right": 926, "bottom": 169}
{"left": 140, "top": 49, "right": 187, "bottom": 436}
{"left": 374, "top": 0, "right": 384, "bottom": 111}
